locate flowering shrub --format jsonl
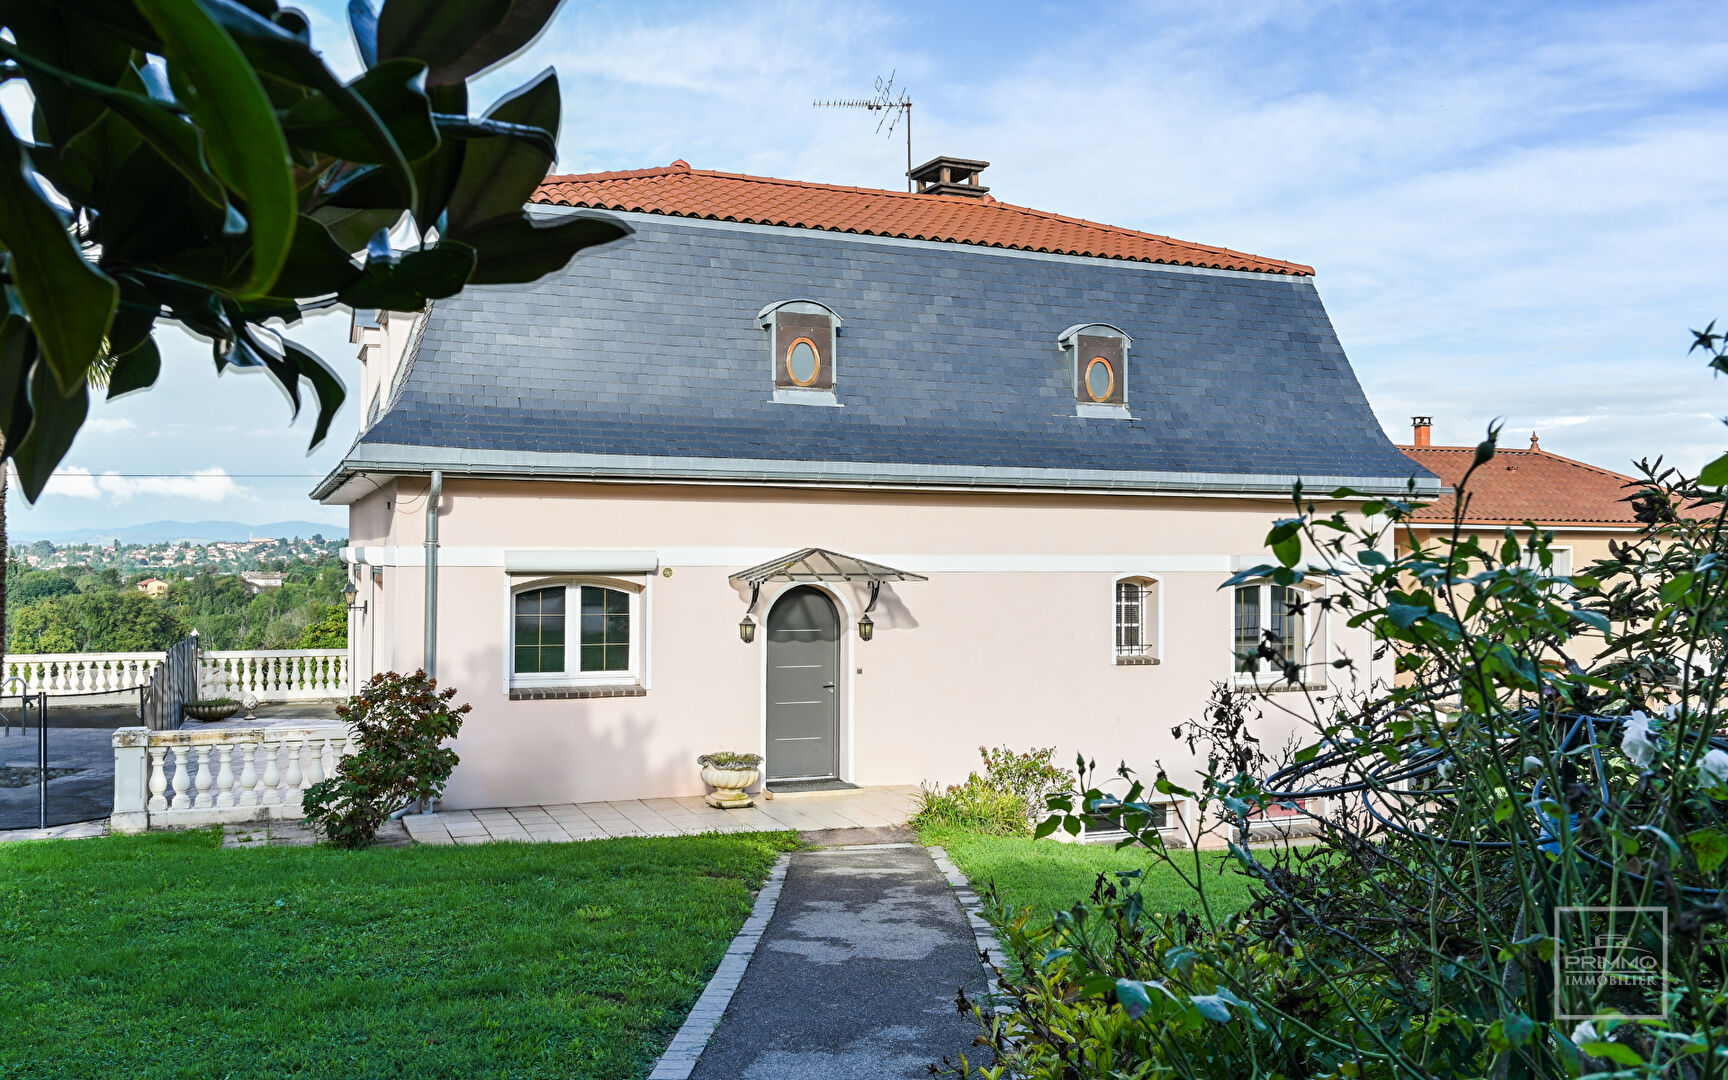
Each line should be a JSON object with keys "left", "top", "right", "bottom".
{"left": 914, "top": 746, "right": 1075, "bottom": 836}
{"left": 949, "top": 328, "right": 1728, "bottom": 1078}
{"left": 302, "top": 670, "right": 470, "bottom": 849}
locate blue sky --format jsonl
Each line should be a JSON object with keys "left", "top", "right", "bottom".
{"left": 7, "top": 0, "right": 1727, "bottom": 534}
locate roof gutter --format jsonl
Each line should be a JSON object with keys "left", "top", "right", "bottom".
{"left": 313, "top": 444, "right": 1440, "bottom": 503}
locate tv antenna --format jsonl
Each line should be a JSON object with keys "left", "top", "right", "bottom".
{"left": 814, "top": 73, "right": 913, "bottom": 191}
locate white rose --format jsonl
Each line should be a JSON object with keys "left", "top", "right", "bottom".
{"left": 1621, "top": 712, "right": 1657, "bottom": 770}
{"left": 1700, "top": 748, "right": 1728, "bottom": 787}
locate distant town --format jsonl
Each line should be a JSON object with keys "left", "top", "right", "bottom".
{"left": 10, "top": 534, "right": 343, "bottom": 575}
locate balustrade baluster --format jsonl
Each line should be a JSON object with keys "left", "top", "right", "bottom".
{"left": 303, "top": 736, "right": 324, "bottom": 787}
{"left": 147, "top": 746, "right": 170, "bottom": 812}
{"left": 284, "top": 738, "right": 304, "bottom": 798}
{"left": 215, "top": 742, "right": 237, "bottom": 808}
{"left": 261, "top": 742, "right": 282, "bottom": 806}
{"left": 192, "top": 745, "right": 214, "bottom": 808}
{"left": 237, "top": 741, "right": 259, "bottom": 807}
{"left": 169, "top": 746, "right": 193, "bottom": 810}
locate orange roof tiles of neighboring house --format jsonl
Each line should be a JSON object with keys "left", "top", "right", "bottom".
{"left": 532, "top": 162, "right": 1314, "bottom": 276}
{"left": 1398, "top": 439, "right": 1643, "bottom": 528}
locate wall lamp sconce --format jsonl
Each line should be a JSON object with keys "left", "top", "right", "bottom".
{"left": 858, "top": 581, "right": 881, "bottom": 641}
{"left": 739, "top": 583, "right": 760, "bottom": 644}
{"left": 342, "top": 580, "right": 367, "bottom": 616}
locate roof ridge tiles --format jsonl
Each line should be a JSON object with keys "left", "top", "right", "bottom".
{"left": 534, "top": 162, "right": 1314, "bottom": 276}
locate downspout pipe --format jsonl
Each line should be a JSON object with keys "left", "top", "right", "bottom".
{"left": 423, "top": 470, "right": 442, "bottom": 678}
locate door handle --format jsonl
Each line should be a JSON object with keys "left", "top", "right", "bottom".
{"left": 822, "top": 682, "right": 836, "bottom": 690}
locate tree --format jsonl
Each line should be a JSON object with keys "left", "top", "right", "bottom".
{"left": 298, "top": 602, "right": 346, "bottom": 648}
{"left": 0, "top": 0, "right": 627, "bottom": 672}
{"left": 9, "top": 590, "right": 188, "bottom": 652}
{"left": 0, "top": 0, "right": 626, "bottom": 500}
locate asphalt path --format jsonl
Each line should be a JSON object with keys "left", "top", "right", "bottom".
{"left": 689, "top": 843, "right": 989, "bottom": 1080}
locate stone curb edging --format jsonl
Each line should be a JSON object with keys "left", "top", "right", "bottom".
{"left": 646, "top": 852, "right": 790, "bottom": 1080}
{"left": 926, "top": 844, "right": 1010, "bottom": 1014}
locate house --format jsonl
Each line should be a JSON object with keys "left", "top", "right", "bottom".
{"left": 134, "top": 577, "right": 170, "bottom": 598}
{"left": 239, "top": 571, "right": 285, "bottom": 594}
{"left": 315, "top": 158, "right": 1438, "bottom": 811}
{"left": 1397, "top": 417, "right": 1646, "bottom": 576}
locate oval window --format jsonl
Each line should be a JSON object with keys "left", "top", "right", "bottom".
{"left": 786, "top": 338, "right": 821, "bottom": 386}
{"left": 1085, "top": 357, "right": 1114, "bottom": 402}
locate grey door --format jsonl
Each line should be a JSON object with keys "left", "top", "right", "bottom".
{"left": 766, "top": 586, "right": 841, "bottom": 781}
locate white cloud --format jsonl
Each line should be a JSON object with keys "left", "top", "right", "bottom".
{"left": 96, "top": 468, "right": 253, "bottom": 503}
{"left": 84, "top": 418, "right": 137, "bottom": 435}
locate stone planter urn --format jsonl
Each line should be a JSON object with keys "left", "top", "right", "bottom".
{"left": 698, "top": 752, "right": 763, "bottom": 809}
{"left": 183, "top": 699, "right": 241, "bottom": 723}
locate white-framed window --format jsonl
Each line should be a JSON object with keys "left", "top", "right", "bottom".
{"left": 510, "top": 577, "right": 644, "bottom": 687}
{"left": 1113, "top": 576, "right": 1161, "bottom": 664}
{"left": 1232, "top": 581, "right": 1320, "bottom": 685}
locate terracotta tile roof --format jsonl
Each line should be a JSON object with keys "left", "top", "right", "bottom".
{"left": 1398, "top": 443, "right": 1644, "bottom": 527}
{"left": 533, "top": 161, "right": 1314, "bottom": 276}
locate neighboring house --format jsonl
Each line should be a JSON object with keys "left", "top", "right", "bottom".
{"left": 315, "top": 157, "right": 1438, "bottom": 810}
{"left": 134, "top": 577, "right": 169, "bottom": 598}
{"left": 239, "top": 571, "right": 285, "bottom": 594}
{"left": 1396, "top": 417, "right": 1646, "bottom": 576}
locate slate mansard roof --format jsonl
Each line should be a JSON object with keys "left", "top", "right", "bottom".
{"left": 316, "top": 169, "right": 1434, "bottom": 501}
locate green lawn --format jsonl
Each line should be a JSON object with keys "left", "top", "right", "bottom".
{"left": 0, "top": 828, "right": 794, "bottom": 1079}
{"left": 923, "top": 828, "right": 1259, "bottom": 929}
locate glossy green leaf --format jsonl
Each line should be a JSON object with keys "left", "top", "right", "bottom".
{"left": 427, "top": 0, "right": 562, "bottom": 84}
{"left": 376, "top": 0, "right": 514, "bottom": 74}
{"left": 349, "top": 0, "right": 381, "bottom": 68}
{"left": 106, "top": 336, "right": 161, "bottom": 399}
{"left": 455, "top": 212, "right": 628, "bottom": 285}
{"left": 282, "top": 59, "right": 438, "bottom": 164}
{"left": 1699, "top": 451, "right": 1728, "bottom": 487}
{"left": 265, "top": 215, "right": 366, "bottom": 299}
{"left": 443, "top": 67, "right": 559, "bottom": 236}
{"left": 1686, "top": 827, "right": 1727, "bottom": 874}
{"left": 1580, "top": 1041, "right": 1642, "bottom": 1067}
{"left": 280, "top": 337, "right": 347, "bottom": 448}
{"left": 0, "top": 45, "right": 232, "bottom": 212}
{"left": 0, "top": 115, "right": 118, "bottom": 393}
{"left": 0, "top": 309, "right": 37, "bottom": 443}
{"left": 1114, "top": 979, "right": 1152, "bottom": 1019}
{"left": 12, "top": 356, "right": 91, "bottom": 502}
{"left": 338, "top": 240, "right": 478, "bottom": 310}
{"left": 309, "top": 206, "right": 403, "bottom": 253}
{"left": 136, "top": 0, "right": 297, "bottom": 298}
{"left": 1189, "top": 994, "right": 1232, "bottom": 1023}
{"left": 3, "top": 4, "right": 131, "bottom": 148}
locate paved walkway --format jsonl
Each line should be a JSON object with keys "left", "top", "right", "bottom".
{"left": 685, "top": 843, "right": 988, "bottom": 1079}
{"left": 401, "top": 785, "right": 921, "bottom": 844}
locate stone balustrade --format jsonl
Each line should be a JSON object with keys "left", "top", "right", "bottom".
{"left": 199, "top": 650, "right": 349, "bottom": 701}
{"left": 110, "top": 723, "right": 354, "bottom": 833}
{"left": 4, "top": 649, "right": 349, "bottom": 701}
{"left": 4, "top": 653, "right": 163, "bottom": 696}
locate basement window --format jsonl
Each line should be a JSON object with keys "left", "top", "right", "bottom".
{"left": 1058, "top": 323, "right": 1133, "bottom": 418}
{"left": 759, "top": 299, "right": 842, "bottom": 406}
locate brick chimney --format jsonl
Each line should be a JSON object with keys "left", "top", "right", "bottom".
{"left": 1411, "top": 416, "right": 1432, "bottom": 447}
{"left": 908, "top": 156, "right": 990, "bottom": 198}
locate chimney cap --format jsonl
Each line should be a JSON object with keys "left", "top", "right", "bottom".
{"left": 1411, "top": 415, "right": 1433, "bottom": 427}
{"left": 908, "top": 155, "right": 991, "bottom": 198}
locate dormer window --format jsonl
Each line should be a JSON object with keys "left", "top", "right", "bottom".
{"left": 759, "top": 300, "right": 841, "bottom": 405}
{"left": 1058, "top": 323, "right": 1132, "bottom": 417}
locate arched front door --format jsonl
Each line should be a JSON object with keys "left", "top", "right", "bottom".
{"left": 765, "top": 586, "right": 841, "bottom": 782}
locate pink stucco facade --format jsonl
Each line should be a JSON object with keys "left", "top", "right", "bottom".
{"left": 343, "top": 477, "right": 1382, "bottom": 810}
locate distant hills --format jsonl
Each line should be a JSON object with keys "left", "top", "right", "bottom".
{"left": 10, "top": 520, "right": 347, "bottom": 546}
